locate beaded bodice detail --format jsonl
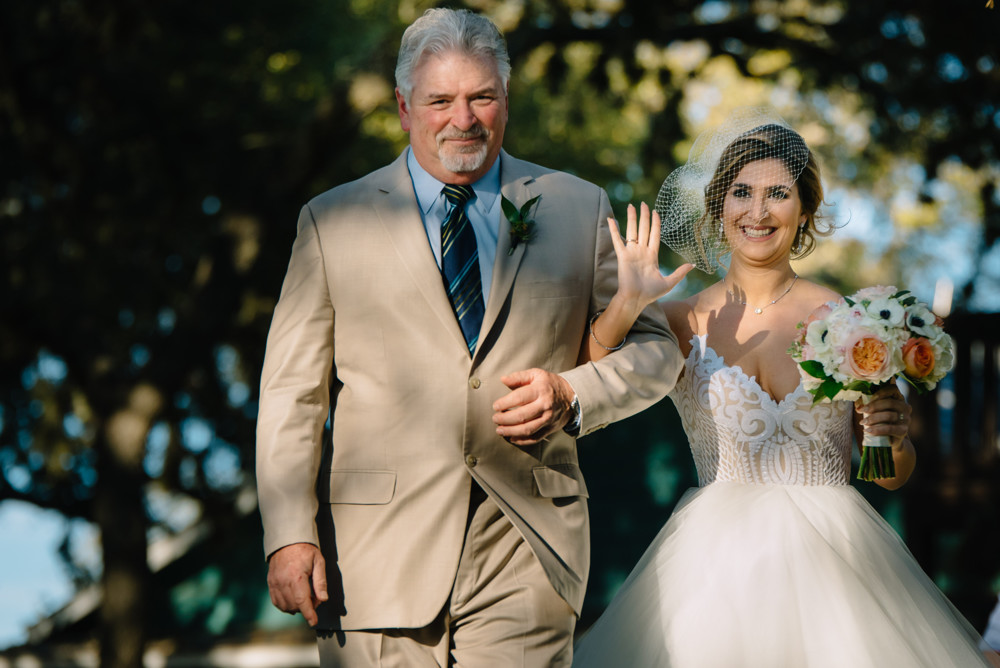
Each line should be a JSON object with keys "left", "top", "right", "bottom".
{"left": 669, "top": 335, "right": 854, "bottom": 487}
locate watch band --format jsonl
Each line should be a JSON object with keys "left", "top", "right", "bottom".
{"left": 564, "top": 394, "right": 582, "bottom": 437}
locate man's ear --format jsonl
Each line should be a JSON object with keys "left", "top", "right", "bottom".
{"left": 395, "top": 88, "right": 411, "bottom": 132}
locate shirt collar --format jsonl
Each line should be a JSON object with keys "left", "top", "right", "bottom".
{"left": 406, "top": 147, "right": 501, "bottom": 217}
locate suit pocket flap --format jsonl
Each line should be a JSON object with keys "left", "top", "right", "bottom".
{"left": 532, "top": 464, "right": 589, "bottom": 499}
{"left": 325, "top": 470, "right": 396, "bottom": 505}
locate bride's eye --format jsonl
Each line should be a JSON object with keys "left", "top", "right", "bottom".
{"left": 731, "top": 185, "right": 751, "bottom": 198}
{"left": 768, "top": 186, "right": 790, "bottom": 200}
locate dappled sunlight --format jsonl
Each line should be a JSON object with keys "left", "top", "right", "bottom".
{"left": 2, "top": 0, "right": 999, "bottom": 661}
{"left": 347, "top": 73, "right": 392, "bottom": 115}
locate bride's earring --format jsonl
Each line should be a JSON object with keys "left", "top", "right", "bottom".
{"left": 793, "top": 224, "right": 806, "bottom": 254}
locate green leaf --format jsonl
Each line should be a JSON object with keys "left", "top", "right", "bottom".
{"left": 900, "top": 374, "right": 929, "bottom": 394}
{"left": 519, "top": 195, "right": 541, "bottom": 218}
{"left": 500, "top": 195, "right": 519, "bottom": 222}
{"left": 844, "top": 380, "right": 874, "bottom": 394}
{"left": 817, "top": 379, "right": 843, "bottom": 401}
{"left": 799, "top": 360, "right": 827, "bottom": 379}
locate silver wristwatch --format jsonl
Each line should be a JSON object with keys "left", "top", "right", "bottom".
{"left": 564, "top": 394, "right": 582, "bottom": 437}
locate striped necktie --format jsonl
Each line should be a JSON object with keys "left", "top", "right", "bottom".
{"left": 441, "top": 184, "right": 485, "bottom": 355}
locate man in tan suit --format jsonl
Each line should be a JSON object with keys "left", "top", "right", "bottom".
{"left": 256, "top": 8, "right": 683, "bottom": 666}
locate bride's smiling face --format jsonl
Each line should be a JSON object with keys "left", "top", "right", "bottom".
{"left": 722, "top": 157, "right": 807, "bottom": 260}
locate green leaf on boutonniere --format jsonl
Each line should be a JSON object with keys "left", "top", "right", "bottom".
{"left": 501, "top": 194, "right": 540, "bottom": 256}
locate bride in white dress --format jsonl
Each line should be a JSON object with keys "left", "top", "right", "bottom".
{"left": 573, "top": 109, "right": 996, "bottom": 667}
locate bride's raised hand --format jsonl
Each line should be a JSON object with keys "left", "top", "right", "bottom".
{"left": 608, "top": 202, "right": 694, "bottom": 312}
{"left": 584, "top": 203, "right": 693, "bottom": 363}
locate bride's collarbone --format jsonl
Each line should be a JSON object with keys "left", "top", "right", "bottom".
{"left": 699, "top": 323, "right": 796, "bottom": 360}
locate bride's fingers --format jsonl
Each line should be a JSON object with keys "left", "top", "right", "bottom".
{"left": 650, "top": 209, "right": 662, "bottom": 247}
{"left": 666, "top": 263, "right": 694, "bottom": 289}
{"left": 624, "top": 203, "right": 638, "bottom": 249}
{"left": 637, "top": 202, "right": 652, "bottom": 247}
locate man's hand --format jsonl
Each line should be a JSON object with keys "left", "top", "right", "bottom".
{"left": 266, "top": 542, "right": 328, "bottom": 627}
{"left": 492, "top": 369, "right": 576, "bottom": 445}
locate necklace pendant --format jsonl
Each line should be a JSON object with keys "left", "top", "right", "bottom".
{"left": 754, "top": 307, "right": 763, "bottom": 314}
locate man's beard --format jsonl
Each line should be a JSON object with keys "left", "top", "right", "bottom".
{"left": 437, "top": 127, "right": 490, "bottom": 174}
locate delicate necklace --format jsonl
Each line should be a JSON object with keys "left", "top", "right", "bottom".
{"left": 725, "top": 273, "right": 799, "bottom": 314}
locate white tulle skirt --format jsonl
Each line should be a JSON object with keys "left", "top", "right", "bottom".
{"left": 573, "top": 482, "right": 993, "bottom": 668}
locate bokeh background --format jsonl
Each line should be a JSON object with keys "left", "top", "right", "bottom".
{"left": 2, "top": 0, "right": 999, "bottom": 666}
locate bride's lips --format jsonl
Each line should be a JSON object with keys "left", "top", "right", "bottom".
{"left": 740, "top": 225, "right": 777, "bottom": 239}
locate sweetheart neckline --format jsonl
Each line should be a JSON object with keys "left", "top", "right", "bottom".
{"left": 685, "top": 334, "right": 808, "bottom": 408}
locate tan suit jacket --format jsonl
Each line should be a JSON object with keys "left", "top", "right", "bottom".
{"left": 256, "top": 150, "right": 683, "bottom": 631}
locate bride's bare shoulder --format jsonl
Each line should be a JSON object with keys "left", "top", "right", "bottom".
{"left": 797, "top": 279, "right": 842, "bottom": 307}
{"left": 660, "top": 299, "right": 693, "bottom": 348}
{"left": 662, "top": 285, "right": 722, "bottom": 347}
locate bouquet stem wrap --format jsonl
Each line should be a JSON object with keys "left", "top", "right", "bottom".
{"left": 858, "top": 434, "right": 894, "bottom": 481}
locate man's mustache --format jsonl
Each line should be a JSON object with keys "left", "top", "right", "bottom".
{"left": 438, "top": 127, "right": 488, "bottom": 142}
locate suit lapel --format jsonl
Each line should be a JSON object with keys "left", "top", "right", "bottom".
{"left": 372, "top": 154, "right": 470, "bottom": 353}
{"left": 479, "top": 152, "right": 536, "bottom": 354}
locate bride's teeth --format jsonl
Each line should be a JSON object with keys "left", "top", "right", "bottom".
{"left": 742, "top": 227, "right": 774, "bottom": 238}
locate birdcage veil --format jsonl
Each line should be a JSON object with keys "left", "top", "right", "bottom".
{"left": 655, "top": 107, "right": 812, "bottom": 274}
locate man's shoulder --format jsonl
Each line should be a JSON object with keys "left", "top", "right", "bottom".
{"left": 305, "top": 154, "right": 408, "bottom": 210}
{"left": 502, "top": 153, "right": 602, "bottom": 193}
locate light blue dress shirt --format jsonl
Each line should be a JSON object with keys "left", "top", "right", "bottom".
{"left": 406, "top": 148, "right": 501, "bottom": 303}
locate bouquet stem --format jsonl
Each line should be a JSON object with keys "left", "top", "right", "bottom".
{"left": 857, "top": 434, "right": 895, "bottom": 481}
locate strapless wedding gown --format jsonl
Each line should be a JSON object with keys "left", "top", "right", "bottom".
{"left": 573, "top": 335, "right": 991, "bottom": 667}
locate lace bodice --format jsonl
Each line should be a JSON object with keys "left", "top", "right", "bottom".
{"left": 669, "top": 335, "right": 854, "bottom": 487}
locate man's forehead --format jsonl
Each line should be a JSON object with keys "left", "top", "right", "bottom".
{"left": 413, "top": 51, "right": 501, "bottom": 83}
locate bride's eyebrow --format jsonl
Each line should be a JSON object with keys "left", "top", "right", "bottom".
{"left": 730, "top": 182, "right": 793, "bottom": 191}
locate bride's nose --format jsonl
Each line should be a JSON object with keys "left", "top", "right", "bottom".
{"left": 750, "top": 195, "right": 769, "bottom": 223}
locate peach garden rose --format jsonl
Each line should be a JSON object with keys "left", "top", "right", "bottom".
{"left": 842, "top": 330, "right": 894, "bottom": 383}
{"left": 901, "top": 337, "right": 935, "bottom": 379}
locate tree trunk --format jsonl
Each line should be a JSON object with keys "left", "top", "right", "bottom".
{"left": 95, "top": 384, "right": 162, "bottom": 668}
{"left": 95, "top": 455, "right": 148, "bottom": 668}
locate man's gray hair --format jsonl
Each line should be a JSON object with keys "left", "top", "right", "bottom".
{"left": 395, "top": 8, "right": 511, "bottom": 103}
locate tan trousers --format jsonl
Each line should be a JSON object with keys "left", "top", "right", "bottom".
{"left": 317, "top": 485, "right": 576, "bottom": 667}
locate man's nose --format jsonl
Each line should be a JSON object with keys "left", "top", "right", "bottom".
{"left": 451, "top": 100, "right": 477, "bottom": 130}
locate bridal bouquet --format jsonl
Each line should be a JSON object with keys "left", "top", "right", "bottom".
{"left": 788, "top": 286, "right": 955, "bottom": 480}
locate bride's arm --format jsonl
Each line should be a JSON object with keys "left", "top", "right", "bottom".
{"left": 582, "top": 202, "right": 693, "bottom": 363}
{"left": 852, "top": 385, "right": 917, "bottom": 490}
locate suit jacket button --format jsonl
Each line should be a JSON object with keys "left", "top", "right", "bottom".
{"left": 465, "top": 454, "right": 478, "bottom": 467}
{"left": 469, "top": 377, "right": 481, "bottom": 389}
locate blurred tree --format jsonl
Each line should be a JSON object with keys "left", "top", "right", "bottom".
{"left": 497, "top": 0, "right": 1000, "bottom": 301}
{"left": 0, "top": 0, "right": 408, "bottom": 664}
{"left": 1, "top": 0, "right": 998, "bottom": 664}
